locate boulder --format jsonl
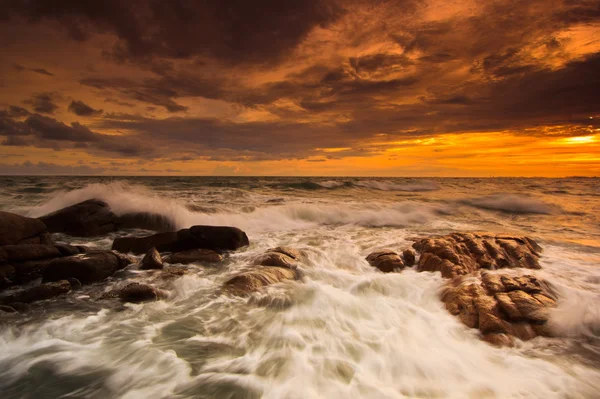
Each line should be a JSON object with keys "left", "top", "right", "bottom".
{"left": 441, "top": 272, "right": 557, "bottom": 344}
{"left": 140, "top": 247, "right": 164, "bottom": 270}
{"left": 118, "top": 283, "right": 167, "bottom": 303}
{"left": 39, "top": 199, "right": 117, "bottom": 237}
{"left": 12, "top": 258, "right": 56, "bottom": 284}
{"left": 0, "top": 211, "right": 48, "bottom": 246}
{"left": 253, "top": 247, "right": 303, "bottom": 269}
{"left": 164, "top": 249, "right": 223, "bottom": 264}
{"left": 0, "top": 244, "right": 61, "bottom": 264}
{"left": 116, "top": 212, "right": 176, "bottom": 232}
{"left": 366, "top": 250, "right": 405, "bottom": 273}
{"left": 112, "top": 232, "right": 179, "bottom": 254}
{"left": 42, "top": 251, "right": 132, "bottom": 284}
{"left": 0, "top": 280, "right": 71, "bottom": 304}
{"left": 224, "top": 266, "right": 299, "bottom": 295}
{"left": 413, "top": 233, "right": 541, "bottom": 278}
{"left": 402, "top": 249, "right": 416, "bottom": 266}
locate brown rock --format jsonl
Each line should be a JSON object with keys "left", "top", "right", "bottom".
{"left": 0, "top": 211, "right": 48, "bottom": 246}
{"left": 112, "top": 232, "right": 179, "bottom": 254}
{"left": 366, "top": 250, "right": 405, "bottom": 273}
{"left": 224, "top": 266, "right": 299, "bottom": 294}
{"left": 39, "top": 199, "right": 117, "bottom": 237}
{"left": 165, "top": 248, "right": 223, "bottom": 264}
{"left": 254, "top": 247, "right": 303, "bottom": 269}
{"left": 42, "top": 251, "right": 130, "bottom": 284}
{"left": 118, "top": 283, "right": 167, "bottom": 303}
{"left": 0, "top": 244, "right": 61, "bottom": 264}
{"left": 0, "top": 280, "right": 71, "bottom": 304}
{"left": 140, "top": 247, "right": 163, "bottom": 270}
{"left": 402, "top": 249, "right": 416, "bottom": 266}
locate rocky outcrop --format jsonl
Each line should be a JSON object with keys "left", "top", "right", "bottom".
{"left": 164, "top": 248, "right": 223, "bottom": 264}
{"left": 140, "top": 247, "right": 163, "bottom": 270}
{"left": 0, "top": 280, "right": 72, "bottom": 304}
{"left": 0, "top": 211, "right": 49, "bottom": 246}
{"left": 366, "top": 250, "right": 405, "bottom": 273}
{"left": 253, "top": 247, "right": 303, "bottom": 269}
{"left": 42, "top": 251, "right": 133, "bottom": 284}
{"left": 413, "top": 233, "right": 541, "bottom": 278}
{"left": 112, "top": 225, "right": 249, "bottom": 254}
{"left": 38, "top": 199, "right": 175, "bottom": 237}
{"left": 441, "top": 272, "right": 557, "bottom": 345}
{"left": 224, "top": 266, "right": 300, "bottom": 295}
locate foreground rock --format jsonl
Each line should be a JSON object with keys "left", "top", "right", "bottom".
{"left": 366, "top": 250, "right": 405, "bottom": 273}
{"left": 0, "top": 211, "right": 50, "bottom": 246}
{"left": 39, "top": 199, "right": 176, "bottom": 237}
{"left": 441, "top": 272, "right": 557, "bottom": 345}
{"left": 140, "top": 247, "right": 163, "bottom": 270}
{"left": 164, "top": 248, "right": 223, "bottom": 264}
{"left": 224, "top": 266, "right": 300, "bottom": 295}
{"left": 413, "top": 233, "right": 541, "bottom": 278}
{"left": 113, "top": 225, "right": 249, "bottom": 254}
{"left": 253, "top": 247, "right": 303, "bottom": 269}
{"left": 42, "top": 251, "right": 133, "bottom": 284}
{"left": 0, "top": 280, "right": 72, "bottom": 305}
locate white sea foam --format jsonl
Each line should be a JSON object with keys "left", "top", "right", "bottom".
{"left": 354, "top": 180, "right": 440, "bottom": 192}
{"left": 461, "top": 193, "right": 555, "bottom": 214}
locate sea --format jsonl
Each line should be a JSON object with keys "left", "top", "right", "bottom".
{"left": 0, "top": 176, "right": 599, "bottom": 398}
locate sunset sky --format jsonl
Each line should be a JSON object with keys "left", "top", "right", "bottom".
{"left": 1, "top": 0, "right": 599, "bottom": 176}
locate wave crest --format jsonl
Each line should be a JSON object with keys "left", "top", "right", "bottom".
{"left": 461, "top": 194, "right": 554, "bottom": 214}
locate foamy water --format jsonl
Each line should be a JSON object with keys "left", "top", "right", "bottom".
{"left": 0, "top": 176, "right": 599, "bottom": 398}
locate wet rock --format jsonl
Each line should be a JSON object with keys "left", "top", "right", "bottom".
{"left": 254, "top": 247, "right": 303, "bottom": 269}
{"left": 402, "top": 249, "right": 416, "bottom": 266}
{"left": 0, "top": 280, "right": 71, "bottom": 304}
{"left": 39, "top": 199, "right": 117, "bottom": 237}
{"left": 118, "top": 283, "right": 167, "bottom": 303}
{"left": 366, "top": 250, "right": 405, "bottom": 273}
{"left": 42, "top": 251, "right": 130, "bottom": 284}
{"left": 413, "top": 233, "right": 541, "bottom": 278}
{"left": 0, "top": 244, "right": 61, "bottom": 263}
{"left": 116, "top": 212, "right": 176, "bottom": 232}
{"left": 224, "top": 266, "right": 299, "bottom": 294}
{"left": 140, "top": 247, "right": 164, "bottom": 270}
{"left": 441, "top": 272, "right": 557, "bottom": 344}
{"left": 0, "top": 211, "right": 48, "bottom": 246}
{"left": 54, "top": 244, "right": 83, "bottom": 257}
{"left": 12, "top": 258, "right": 56, "bottom": 284}
{"left": 164, "top": 248, "right": 223, "bottom": 264}
{"left": 0, "top": 305, "right": 17, "bottom": 313}
{"left": 112, "top": 232, "right": 179, "bottom": 254}
{"left": 0, "top": 264, "right": 16, "bottom": 288}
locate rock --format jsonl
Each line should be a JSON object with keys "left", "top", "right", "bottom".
{"left": 224, "top": 266, "right": 299, "bottom": 294}
{"left": 42, "top": 251, "right": 129, "bottom": 284}
{"left": 39, "top": 199, "right": 117, "bottom": 237}
{"left": 0, "top": 280, "right": 71, "bottom": 304}
{"left": 0, "top": 211, "right": 48, "bottom": 246}
{"left": 164, "top": 248, "right": 223, "bottom": 264}
{"left": 140, "top": 247, "right": 164, "bottom": 269}
{"left": 0, "top": 264, "right": 16, "bottom": 288}
{"left": 0, "top": 305, "right": 17, "bottom": 313}
{"left": 414, "top": 233, "right": 541, "bottom": 278}
{"left": 118, "top": 283, "right": 167, "bottom": 303}
{"left": 112, "top": 232, "right": 179, "bottom": 254}
{"left": 402, "top": 249, "right": 416, "bottom": 266}
{"left": 112, "top": 225, "right": 249, "bottom": 254}
{"left": 116, "top": 212, "right": 176, "bottom": 232}
{"left": 254, "top": 247, "right": 303, "bottom": 269}
{"left": 0, "top": 244, "right": 61, "bottom": 264}
{"left": 54, "top": 244, "right": 83, "bottom": 256}
{"left": 366, "top": 250, "right": 405, "bottom": 273}
{"left": 441, "top": 272, "right": 557, "bottom": 344}
{"left": 12, "top": 258, "right": 56, "bottom": 284}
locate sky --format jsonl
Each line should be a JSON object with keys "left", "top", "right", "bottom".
{"left": 0, "top": 0, "right": 599, "bottom": 176}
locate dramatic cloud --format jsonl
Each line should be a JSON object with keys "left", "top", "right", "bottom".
{"left": 68, "top": 100, "right": 103, "bottom": 116}
{"left": 24, "top": 93, "right": 59, "bottom": 114}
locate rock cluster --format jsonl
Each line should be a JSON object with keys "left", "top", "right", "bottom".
{"left": 365, "top": 248, "right": 415, "bottom": 273}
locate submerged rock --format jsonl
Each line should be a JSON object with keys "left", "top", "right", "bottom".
{"left": 164, "top": 248, "right": 223, "bottom": 264}
{"left": 224, "top": 266, "right": 300, "bottom": 295}
{"left": 118, "top": 283, "right": 167, "bottom": 303}
{"left": 402, "top": 249, "right": 416, "bottom": 266}
{"left": 42, "top": 251, "right": 132, "bottom": 284}
{"left": 366, "top": 250, "right": 405, "bottom": 273}
{"left": 441, "top": 272, "right": 557, "bottom": 343}
{"left": 413, "top": 233, "right": 541, "bottom": 278}
{"left": 140, "top": 247, "right": 164, "bottom": 270}
{"left": 0, "top": 211, "right": 48, "bottom": 246}
{"left": 254, "top": 247, "right": 303, "bottom": 269}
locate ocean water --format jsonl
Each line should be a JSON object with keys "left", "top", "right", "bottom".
{"left": 0, "top": 176, "right": 599, "bottom": 399}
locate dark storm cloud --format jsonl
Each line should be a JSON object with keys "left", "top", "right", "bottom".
{"left": 5, "top": 0, "right": 345, "bottom": 65}
{"left": 30, "top": 68, "right": 54, "bottom": 76}
{"left": 68, "top": 100, "right": 103, "bottom": 116}
{"left": 0, "top": 161, "right": 105, "bottom": 175}
{"left": 24, "top": 92, "right": 59, "bottom": 114}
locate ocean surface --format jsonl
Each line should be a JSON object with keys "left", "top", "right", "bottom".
{"left": 0, "top": 176, "right": 599, "bottom": 398}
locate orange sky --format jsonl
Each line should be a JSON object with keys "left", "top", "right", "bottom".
{"left": 0, "top": 0, "right": 599, "bottom": 176}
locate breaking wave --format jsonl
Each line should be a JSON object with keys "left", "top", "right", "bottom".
{"left": 461, "top": 194, "right": 555, "bottom": 214}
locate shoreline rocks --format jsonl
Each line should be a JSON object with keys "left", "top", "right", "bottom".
{"left": 224, "top": 266, "right": 300, "bottom": 295}
{"left": 140, "top": 247, "right": 164, "bottom": 270}
{"left": 42, "top": 251, "right": 133, "bottom": 284}
{"left": 366, "top": 250, "right": 405, "bottom": 273}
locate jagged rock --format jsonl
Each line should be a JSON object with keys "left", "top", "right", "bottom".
{"left": 42, "top": 251, "right": 131, "bottom": 284}
{"left": 112, "top": 225, "right": 249, "bottom": 254}
{"left": 413, "top": 233, "right": 541, "bottom": 278}
{"left": 224, "top": 266, "right": 299, "bottom": 294}
{"left": 0, "top": 280, "right": 71, "bottom": 304}
{"left": 0, "top": 244, "right": 61, "bottom": 264}
{"left": 402, "top": 249, "right": 416, "bottom": 266}
{"left": 118, "top": 283, "right": 167, "bottom": 303}
{"left": 0, "top": 211, "right": 48, "bottom": 246}
{"left": 441, "top": 272, "right": 557, "bottom": 344}
{"left": 366, "top": 250, "right": 405, "bottom": 273}
{"left": 39, "top": 199, "right": 117, "bottom": 237}
{"left": 164, "top": 248, "right": 223, "bottom": 264}
{"left": 254, "top": 247, "right": 303, "bottom": 269}
{"left": 140, "top": 247, "right": 164, "bottom": 270}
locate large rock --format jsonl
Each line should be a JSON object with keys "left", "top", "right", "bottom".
{"left": 140, "top": 247, "right": 163, "bottom": 270}
{"left": 164, "top": 249, "right": 223, "bottom": 264}
{"left": 413, "top": 233, "right": 541, "bottom": 278}
{"left": 12, "top": 258, "right": 57, "bottom": 284}
{"left": 253, "top": 247, "right": 303, "bottom": 269}
{"left": 0, "top": 244, "right": 61, "bottom": 264}
{"left": 224, "top": 266, "right": 299, "bottom": 295}
{"left": 0, "top": 211, "right": 49, "bottom": 246}
{"left": 0, "top": 280, "right": 72, "bottom": 304}
{"left": 42, "top": 251, "right": 132, "bottom": 284}
{"left": 112, "top": 226, "right": 249, "bottom": 254}
{"left": 118, "top": 283, "right": 167, "bottom": 303}
{"left": 366, "top": 250, "right": 405, "bottom": 273}
{"left": 116, "top": 212, "right": 176, "bottom": 232}
{"left": 441, "top": 272, "right": 557, "bottom": 344}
